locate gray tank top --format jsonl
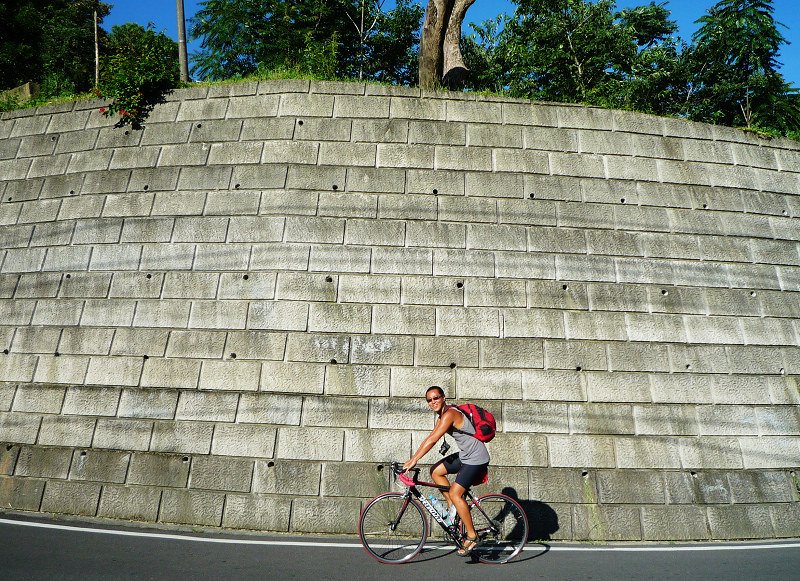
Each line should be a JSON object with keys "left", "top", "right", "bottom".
{"left": 444, "top": 406, "right": 490, "bottom": 465}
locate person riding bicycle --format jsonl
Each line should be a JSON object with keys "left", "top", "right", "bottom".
{"left": 402, "top": 385, "right": 490, "bottom": 556}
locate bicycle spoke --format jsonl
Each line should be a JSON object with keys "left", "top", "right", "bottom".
{"left": 465, "top": 494, "right": 528, "bottom": 564}
{"left": 359, "top": 493, "right": 427, "bottom": 564}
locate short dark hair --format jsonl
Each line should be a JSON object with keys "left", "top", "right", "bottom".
{"left": 425, "top": 385, "right": 445, "bottom": 398}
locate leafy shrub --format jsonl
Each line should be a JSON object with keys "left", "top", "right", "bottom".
{"left": 97, "top": 23, "right": 180, "bottom": 129}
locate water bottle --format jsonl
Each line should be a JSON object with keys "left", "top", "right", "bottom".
{"left": 428, "top": 495, "right": 447, "bottom": 520}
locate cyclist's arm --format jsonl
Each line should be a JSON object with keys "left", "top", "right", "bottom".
{"left": 403, "top": 408, "right": 459, "bottom": 470}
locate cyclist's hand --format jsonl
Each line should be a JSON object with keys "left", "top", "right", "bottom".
{"left": 402, "top": 458, "right": 417, "bottom": 471}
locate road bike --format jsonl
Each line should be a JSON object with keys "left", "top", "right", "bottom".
{"left": 358, "top": 462, "right": 528, "bottom": 564}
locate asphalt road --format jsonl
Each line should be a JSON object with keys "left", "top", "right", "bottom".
{"left": 2, "top": 515, "right": 799, "bottom": 580}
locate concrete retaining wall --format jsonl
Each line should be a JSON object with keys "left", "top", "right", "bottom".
{"left": 0, "top": 80, "right": 798, "bottom": 540}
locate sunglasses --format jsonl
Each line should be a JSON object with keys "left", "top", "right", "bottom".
{"left": 426, "top": 395, "right": 442, "bottom": 403}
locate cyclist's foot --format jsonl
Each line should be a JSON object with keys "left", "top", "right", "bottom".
{"left": 457, "top": 535, "right": 479, "bottom": 556}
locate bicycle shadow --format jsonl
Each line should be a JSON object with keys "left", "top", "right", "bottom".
{"left": 498, "top": 487, "right": 557, "bottom": 563}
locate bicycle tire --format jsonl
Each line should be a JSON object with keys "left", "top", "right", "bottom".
{"left": 462, "top": 493, "right": 528, "bottom": 564}
{"left": 358, "top": 492, "right": 429, "bottom": 564}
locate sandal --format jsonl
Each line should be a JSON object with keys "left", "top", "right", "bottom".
{"left": 457, "top": 535, "right": 479, "bottom": 556}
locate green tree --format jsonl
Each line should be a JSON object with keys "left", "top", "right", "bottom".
{"left": 189, "top": 0, "right": 423, "bottom": 83}
{"left": 97, "top": 23, "right": 180, "bottom": 129}
{"left": 0, "top": 0, "right": 110, "bottom": 95}
{"left": 687, "top": 0, "right": 799, "bottom": 133}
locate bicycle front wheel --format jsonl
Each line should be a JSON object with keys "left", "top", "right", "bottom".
{"left": 465, "top": 493, "right": 528, "bottom": 564}
{"left": 358, "top": 492, "right": 428, "bottom": 564}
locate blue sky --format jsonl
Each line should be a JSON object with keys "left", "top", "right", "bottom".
{"left": 104, "top": 0, "right": 800, "bottom": 87}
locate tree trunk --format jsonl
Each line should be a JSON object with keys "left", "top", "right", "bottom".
{"left": 419, "top": 0, "right": 450, "bottom": 90}
{"left": 441, "top": 0, "right": 475, "bottom": 89}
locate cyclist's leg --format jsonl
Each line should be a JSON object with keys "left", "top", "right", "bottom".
{"left": 452, "top": 464, "right": 488, "bottom": 540}
{"left": 430, "top": 453, "right": 459, "bottom": 506}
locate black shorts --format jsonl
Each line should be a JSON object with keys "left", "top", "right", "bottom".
{"left": 436, "top": 453, "right": 489, "bottom": 489}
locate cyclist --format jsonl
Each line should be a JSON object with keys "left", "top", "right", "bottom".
{"left": 402, "top": 385, "right": 490, "bottom": 556}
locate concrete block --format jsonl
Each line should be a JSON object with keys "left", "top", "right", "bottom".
{"left": 69, "top": 449, "right": 130, "bottom": 483}
{"left": 739, "top": 437, "right": 800, "bottom": 469}
{"left": 140, "top": 121, "right": 192, "bottom": 145}
{"left": 376, "top": 143, "right": 434, "bottom": 168}
{"left": 226, "top": 217, "right": 284, "bottom": 244}
{"left": 350, "top": 335, "right": 413, "bottom": 366}
{"left": 210, "top": 423, "right": 276, "bottom": 458}
{"left": 711, "top": 375, "right": 775, "bottom": 405}
{"left": 389, "top": 367, "right": 455, "bottom": 397}
{"left": 0, "top": 475, "right": 45, "bottom": 510}
{"left": 175, "top": 391, "right": 238, "bottom": 422}
{"left": 199, "top": 360, "right": 260, "bottom": 392}
{"left": 220, "top": 493, "right": 291, "bottom": 532}
{"left": 544, "top": 339, "right": 607, "bottom": 371}
{"left": 112, "top": 328, "right": 169, "bottom": 357}
{"left": 309, "top": 243, "right": 371, "bottom": 272}
{"left": 189, "top": 300, "right": 248, "bottom": 330}
{"left": 14, "top": 445, "right": 71, "bottom": 478}
{"left": 37, "top": 415, "right": 95, "bottom": 447}
{"left": 343, "top": 428, "right": 411, "bottom": 462}
{"left": 565, "top": 311, "right": 628, "bottom": 341}
{"left": 158, "top": 143, "right": 209, "bottom": 166}
{"left": 707, "top": 504, "right": 774, "bottom": 539}
{"left": 250, "top": 460, "right": 320, "bottom": 497}
{"left": 570, "top": 402, "right": 635, "bottom": 435}
{"left": 596, "top": 469, "right": 666, "bottom": 504}
{"left": 240, "top": 117, "right": 295, "bottom": 141}
{"left": 159, "top": 489, "right": 224, "bottom": 526}
{"left": 162, "top": 272, "right": 219, "bottom": 299}
{"left": 11, "top": 384, "right": 64, "bottom": 413}
{"left": 133, "top": 300, "right": 191, "bottom": 329}
{"left": 177, "top": 166, "right": 233, "bottom": 191}
{"left": 641, "top": 506, "right": 710, "bottom": 540}
{"left": 352, "top": 118, "right": 408, "bottom": 143}
{"left": 667, "top": 344, "right": 730, "bottom": 375}
{"left": 11, "top": 327, "right": 62, "bottom": 354}
{"left": 248, "top": 301, "right": 308, "bottom": 331}
{"left": 497, "top": 199, "right": 557, "bottom": 227}
{"left": 585, "top": 372, "right": 651, "bottom": 403}
{"left": 556, "top": 254, "right": 616, "bottom": 283}
{"left": 176, "top": 98, "right": 229, "bottom": 121}
{"left": 344, "top": 218, "right": 405, "bottom": 247}
{"left": 140, "top": 243, "right": 196, "bottom": 271}
{"left": 756, "top": 406, "right": 800, "bottom": 436}
{"left": 337, "top": 274, "right": 400, "bottom": 305}
{"left": 433, "top": 248, "right": 494, "bottom": 277}
{"left": 548, "top": 434, "right": 616, "bottom": 468}
{"left": 522, "top": 369, "right": 586, "bottom": 401}
{"left": 408, "top": 120, "right": 464, "bottom": 146}
{"left": 455, "top": 368, "right": 522, "bottom": 400}
{"left": 608, "top": 341, "right": 672, "bottom": 372}
{"left": 222, "top": 331, "right": 284, "bottom": 362}
{"left": 61, "top": 386, "right": 120, "bottom": 417}
{"left": 435, "top": 146, "right": 491, "bottom": 171}
{"left": 150, "top": 421, "right": 213, "bottom": 454}
{"left": 572, "top": 504, "right": 642, "bottom": 541}
{"left": 322, "top": 365, "right": 388, "bottom": 397}
{"left": 42, "top": 247, "right": 91, "bottom": 275}
{"left": 226, "top": 94, "right": 279, "bottom": 118}
{"left": 14, "top": 274, "right": 61, "bottom": 298}
{"left": 98, "top": 484, "right": 161, "bottom": 522}
{"left": 487, "top": 433, "right": 548, "bottom": 467}
{"left": 529, "top": 468, "right": 595, "bottom": 504}
{"left": 371, "top": 305, "right": 435, "bottom": 336}
{"left": 728, "top": 470, "right": 795, "bottom": 503}
{"left": 771, "top": 503, "right": 800, "bottom": 537}
{"left": 697, "top": 405, "right": 758, "bottom": 436}
{"left": 401, "top": 276, "right": 462, "bottom": 307}
{"left": 33, "top": 354, "right": 89, "bottom": 384}
{"left": 466, "top": 279, "right": 527, "bottom": 309}
{"left": 647, "top": 286, "right": 708, "bottom": 315}
{"left": 291, "top": 497, "right": 361, "bottom": 534}
{"left": 378, "top": 194, "right": 437, "bottom": 221}
{"left": 321, "top": 462, "right": 389, "bottom": 498}
{"left": 679, "top": 436, "right": 743, "bottom": 469}
{"left": 4, "top": 248, "right": 47, "bottom": 273}
{"left": 276, "top": 426, "right": 343, "bottom": 461}
{"left": 119, "top": 388, "right": 179, "bottom": 419}
{"left": 684, "top": 315, "right": 743, "bottom": 345}
{"left": 189, "top": 455, "right": 253, "bottom": 492}
{"left": 367, "top": 398, "right": 431, "bottom": 430}
{"left": 634, "top": 404, "right": 698, "bottom": 435}
{"left": 59, "top": 272, "right": 113, "bottom": 299}
{"left": 236, "top": 393, "right": 302, "bottom": 426}
{"left": 480, "top": 337, "right": 544, "bottom": 368}
{"left": 41, "top": 480, "right": 100, "bottom": 517}
{"left": 81, "top": 170, "right": 131, "bottom": 196}
{"left": 285, "top": 333, "right": 347, "bottom": 365}
{"left": 308, "top": 303, "right": 371, "bottom": 334}
{"left": 0, "top": 383, "right": 15, "bottom": 411}
{"left": 437, "top": 306, "right": 499, "bottom": 337}
{"left": 173, "top": 216, "right": 227, "bottom": 243}
{"left": 261, "top": 361, "right": 324, "bottom": 394}
{"left": 302, "top": 395, "right": 368, "bottom": 428}
{"left": 85, "top": 356, "right": 143, "bottom": 387}
{"left": 413, "top": 336, "right": 478, "bottom": 368}
{"left": 72, "top": 217, "right": 123, "bottom": 245}
{"left": 503, "top": 401, "right": 568, "bottom": 433}
{"left": 93, "top": 418, "right": 152, "bottom": 451}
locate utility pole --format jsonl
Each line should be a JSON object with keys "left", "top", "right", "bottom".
{"left": 177, "top": 0, "right": 190, "bottom": 82}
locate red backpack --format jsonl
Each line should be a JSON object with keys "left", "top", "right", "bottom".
{"left": 456, "top": 403, "right": 496, "bottom": 442}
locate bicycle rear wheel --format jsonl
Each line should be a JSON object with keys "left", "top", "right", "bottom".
{"left": 465, "top": 493, "right": 528, "bottom": 564}
{"left": 359, "top": 492, "right": 428, "bottom": 564}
